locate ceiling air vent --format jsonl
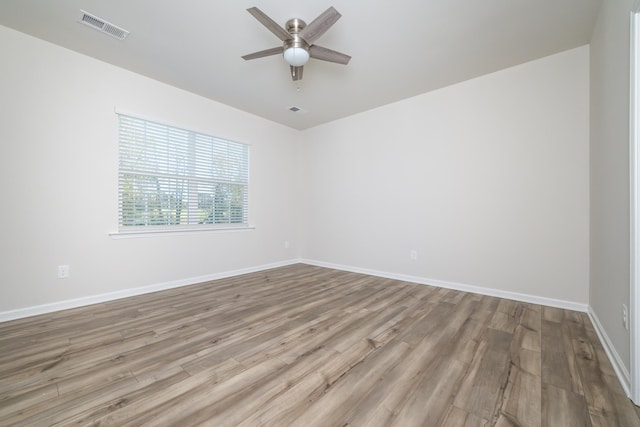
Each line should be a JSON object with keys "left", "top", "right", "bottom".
{"left": 288, "top": 106, "right": 308, "bottom": 114}
{"left": 78, "top": 10, "right": 129, "bottom": 40}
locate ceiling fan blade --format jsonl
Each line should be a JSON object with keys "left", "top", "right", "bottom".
{"left": 309, "top": 45, "right": 351, "bottom": 65}
{"left": 242, "top": 46, "right": 283, "bottom": 61}
{"left": 290, "top": 65, "right": 303, "bottom": 81}
{"left": 299, "top": 6, "right": 341, "bottom": 45}
{"left": 247, "top": 7, "right": 291, "bottom": 42}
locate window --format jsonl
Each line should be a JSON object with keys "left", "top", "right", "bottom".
{"left": 117, "top": 114, "right": 249, "bottom": 231}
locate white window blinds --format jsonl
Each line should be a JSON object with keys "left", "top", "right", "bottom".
{"left": 118, "top": 114, "right": 249, "bottom": 229}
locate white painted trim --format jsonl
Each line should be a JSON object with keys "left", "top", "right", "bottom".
{"left": 589, "top": 306, "right": 632, "bottom": 397}
{"left": 0, "top": 259, "right": 299, "bottom": 323}
{"left": 5, "top": 255, "right": 633, "bottom": 401}
{"left": 631, "top": 4, "right": 640, "bottom": 405}
{"left": 1, "top": 258, "right": 590, "bottom": 323}
{"left": 109, "top": 225, "right": 255, "bottom": 239}
{"left": 299, "top": 259, "right": 588, "bottom": 312}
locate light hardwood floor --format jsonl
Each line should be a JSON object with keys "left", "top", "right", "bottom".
{"left": 0, "top": 264, "right": 638, "bottom": 426}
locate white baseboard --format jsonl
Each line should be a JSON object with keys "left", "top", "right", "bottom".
{"left": 300, "top": 259, "right": 589, "bottom": 312}
{"left": 1, "top": 258, "right": 589, "bottom": 324}
{"left": 3, "top": 257, "right": 631, "bottom": 402}
{"left": 4, "top": 257, "right": 633, "bottom": 406}
{"left": 1, "top": 257, "right": 589, "bottom": 320}
{"left": 587, "top": 306, "right": 632, "bottom": 398}
{"left": 0, "top": 259, "right": 299, "bottom": 323}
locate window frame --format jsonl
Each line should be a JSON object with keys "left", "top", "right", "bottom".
{"left": 112, "top": 111, "right": 251, "bottom": 237}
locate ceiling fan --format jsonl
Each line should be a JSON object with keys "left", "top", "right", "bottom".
{"left": 242, "top": 6, "right": 351, "bottom": 81}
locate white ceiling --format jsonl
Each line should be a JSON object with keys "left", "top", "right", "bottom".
{"left": 0, "top": 0, "right": 601, "bottom": 130}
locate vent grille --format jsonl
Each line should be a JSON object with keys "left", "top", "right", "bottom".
{"left": 79, "top": 10, "right": 129, "bottom": 40}
{"left": 288, "top": 106, "right": 308, "bottom": 114}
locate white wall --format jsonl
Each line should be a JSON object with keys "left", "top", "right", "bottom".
{"left": 0, "top": 23, "right": 592, "bottom": 319}
{"left": 0, "top": 25, "right": 300, "bottom": 313}
{"left": 589, "top": 0, "right": 635, "bottom": 378}
{"left": 300, "top": 46, "right": 590, "bottom": 305}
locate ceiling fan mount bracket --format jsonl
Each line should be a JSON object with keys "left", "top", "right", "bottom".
{"left": 285, "top": 18, "right": 306, "bottom": 34}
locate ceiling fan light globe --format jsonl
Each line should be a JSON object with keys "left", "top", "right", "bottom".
{"left": 283, "top": 47, "right": 309, "bottom": 66}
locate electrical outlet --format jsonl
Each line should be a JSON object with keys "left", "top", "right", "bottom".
{"left": 622, "top": 304, "right": 629, "bottom": 330}
{"left": 57, "top": 265, "right": 70, "bottom": 279}
{"left": 410, "top": 250, "right": 418, "bottom": 260}
{"left": 284, "top": 241, "right": 290, "bottom": 249}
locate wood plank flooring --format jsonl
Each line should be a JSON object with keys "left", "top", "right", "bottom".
{"left": 0, "top": 264, "right": 638, "bottom": 426}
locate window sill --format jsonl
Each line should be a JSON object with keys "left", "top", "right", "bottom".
{"left": 109, "top": 226, "right": 255, "bottom": 239}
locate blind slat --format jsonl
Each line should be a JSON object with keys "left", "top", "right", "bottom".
{"left": 118, "top": 114, "right": 249, "bottom": 228}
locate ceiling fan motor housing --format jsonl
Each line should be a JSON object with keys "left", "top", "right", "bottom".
{"left": 283, "top": 18, "right": 309, "bottom": 66}
{"left": 284, "top": 19, "right": 309, "bottom": 54}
